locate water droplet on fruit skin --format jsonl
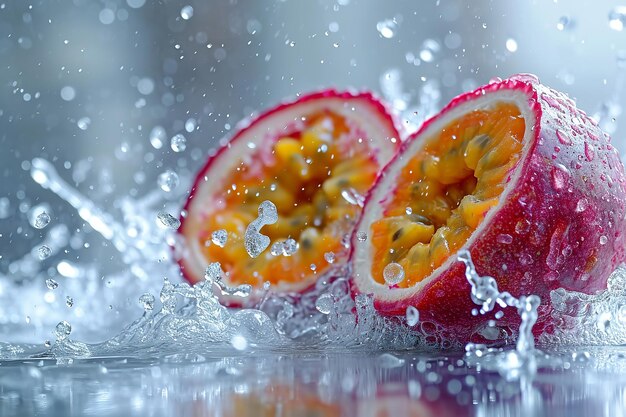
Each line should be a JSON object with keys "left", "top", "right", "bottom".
{"left": 383, "top": 262, "right": 405, "bottom": 286}
{"left": 600, "top": 235, "right": 608, "bottom": 245}
{"left": 496, "top": 234, "right": 513, "bottom": 244}
{"left": 575, "top": 198, "right": 588, "bottom": 213}
{"left": 584, "top": 142, "right": 595, "bottom": 161}
{"left": 556, "top": 129, "right": 572, "bottom": 145}
{"left": 551, "top": 164, "right": 570, "bottom": 190}
{"left": 406, "top": 306, "right": 419, "bottom": 326}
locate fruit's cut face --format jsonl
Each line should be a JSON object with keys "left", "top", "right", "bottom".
{"left": 352, "top": 74, "right": 626, "bottom": 338}
{"left": 179, "top": 90, "right": 400, "bottom": 303}
{"left": 370, "top": 102, "right": 525, "bottom": 288}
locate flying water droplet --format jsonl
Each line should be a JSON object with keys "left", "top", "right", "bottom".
{"left": 38, "top": 245, "right": 52, "bottom": 260}
{"left": 185, "top": 118, "right": 197, "bottom": 132}
{"left": 170, "top": 134, "right": 187, "bottom": 152}
{"left": 139, "top": 293, "right": 155, "bottom": 311}
{"left": 315, "top": 293, "right": 334, "bottom": 314}
{"left": 609, "top": 6, "right": 626, "bottom": 31}
{"left": 211, "top": 229, "right": 228, "bottom": 247}
{"left": 244, "top": 200, "right": 278, "bottom": 258}
{"left": 55, "top": 320, "right": 72, "bottom": 340}
{"left": 376, "top": 18, "right": 397, "bottom": 39}
{"left": 324, "top": 251, "right": 336, "bottom": 264}
{"left": 66, "top": 296, "right": 74, "bottom": 307}
{"left": 180, "top": 5, "right": 193, "bottom": 20}
{"left": 33, "top": 211, "right": 51, "bottom": 229}
{"left": 505, "top": 38, "right": 518, "bottom": 53}
{"left": 556, "top": 16, "right": 575, "bottom": 31}
{"left": 157, "top": 170, "right": 179, "bottom": 192}
{"left": 406, "top": 306, "right": 419, "bottom": 326}
{"left": 356, "top": 231, "right": 367, "bottom": 242}
{"left": 383, "top": 262, "right": 405, "bottom": 286}
{"left": 45, "top": 278, "right": 59, "bottom": 290}
{"left": 150, "top": 126, "right": 166, "bottom": 149}
{"left": 77, "top": 117, "right": 91, "bottom": 130}
{"left": 156, "top": 212, "right": 181, "bottom": 229}
{"left": 204, "top": 262, "right": 223, "bottom": 284}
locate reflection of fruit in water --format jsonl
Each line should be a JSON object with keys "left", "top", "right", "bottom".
{"left": 351, "top": 74, "right": 626, "bottom": 339}
{"left": 224, "top": 386, "right": 340, "bottom": 417}
{"left": 178, "top": 90, "right": 400, "bottom": 305}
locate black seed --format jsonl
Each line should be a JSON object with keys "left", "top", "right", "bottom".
{"left": 392, "top": 228, "right": 403, "bottom": 241}
{"left": 474, "top": 134, "right": 490, "bottom": 149}
{"left": 301, "top": 238, "right": 312, "bottom": 250}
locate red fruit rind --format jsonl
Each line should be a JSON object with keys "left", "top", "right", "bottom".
{"left": 351, "top": 74, "right": 626, "bottom": 337}
{"left": 178, "top": 89, "right": 401, "bottom": 304}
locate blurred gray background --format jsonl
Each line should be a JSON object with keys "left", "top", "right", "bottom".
{"left": 1, "top": 0, "right": 626, "bottom": 273}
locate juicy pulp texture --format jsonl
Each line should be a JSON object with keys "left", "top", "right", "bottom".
{"left": 370, "top": 103, "right": 525, "bottom": 288}
{"left": 197, "top": 111, "right": 379, "bottom": 288}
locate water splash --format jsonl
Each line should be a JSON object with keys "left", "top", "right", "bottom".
{"left": 244, "top": 200, "right": 278, "bottom": 258}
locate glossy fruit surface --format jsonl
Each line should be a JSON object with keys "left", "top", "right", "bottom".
{"left": 351, "top": 74, "right": 626, "bottom": 337}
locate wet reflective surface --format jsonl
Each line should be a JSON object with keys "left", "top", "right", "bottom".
{"left": 2, "top": 348, "right": 626, "bottom": 417}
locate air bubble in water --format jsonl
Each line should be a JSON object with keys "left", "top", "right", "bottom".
{"left": 383, "top": 262, "right": 405, "bottom": 286}
{"left": 55, "top": 320, "right": 72, "bottom": 340}
{"left": 156, "top": 212, "right": 181, "bottom": 229}
{"left": 180, "top": 5, "right": 193, "bottom": 20}
{"left": 170, "top": 133, "right": 187, "bottom": 152}
{"left": 139, "top": 293, "right": 155, "bottom": 311}
{"left": 157, "top": 170, "right": 179, "bottom": 192}
{"left": 211, "top": 229, "right": 228, "bottom": 247}
{"left": 324, "top": 251, "right": 336, "bottom": 264}
{"left": 34, "top": 211, "right": 51, "bottom": 229}
{"left": 150, "top": 126, "right": 166, "bottom": 149}
{"left": 38, "top": 245, "right": 52, "bottom": 260}
{"left": 376, "top": 18, "right": 397, "bottom": 39}
{"left": 45, "top": 278, "right": 58, "bottom": 290}
{"left": 356, "top": 231, "right": 367, "bottom": 242}
{"left": 406, "top": 306, "right": 419, "bottom": 326}
{"left": 609, "top": 6, "right": 626, "bottom": 31}
{"left": 315, "top": 293, "right": 333, "bottom": 314}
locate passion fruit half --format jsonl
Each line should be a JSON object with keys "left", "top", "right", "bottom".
{"left": 351, "top": 74, "right": 626, "bottom": 338}
{"left": 179, "top": 90, "right": 400, "bottom": 304}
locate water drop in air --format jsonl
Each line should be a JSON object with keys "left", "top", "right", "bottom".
{"left": 376, "top": 18, "right": 397, "bottom": 39}
{"left": 556, "top": 16, "right": 575, "bottom": 31}
{"left": 324, "top": 251, "right": 336, "bottom": 264}
{"left": 157, "top": 170, "right": 179, "bottom": 192}
{"left": 150, "top": 126, "right": 166, "bottom": 149}
{"left": 356, "top": 231, "right": 367, "bottom": 242}
{"left": 77, "top": 117, "right": 91, "bottom": 130}
{"left": 609, "top": 6, "right": 626, "bottom": 31}
{"left": 170, "top": 134, "right": 187, "bottom": 152}
{"left": 180, "top": 5, "right": 193, "bottom": 20}
{"left": 55, "top": 320, "right": 72, "bottom": 340}
{"left": 139, "top": 293, "right": 155, "bottom": 311}
{"left": 33, "top": 211, "right": 51, "bottom": 229}
{"left": 211, "top": 229, "right": 228, "bottom": 247}
{"left": 38, "top": 245, "right": 52, "bottom": 260}
{"left": 45, "top": 278, "right": 58, "bottom": 290}
{"left": 383, "top": 262, "right": 405, "bottom": 286}
{"left": 156, "top": 212, "right": 181, "bottom": 229}
{"left": 66, "top": 296, "right": 74, "bottom": 308}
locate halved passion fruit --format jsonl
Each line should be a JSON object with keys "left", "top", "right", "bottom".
{"left": 179, "top": 90, "right": 400, "bottom": 304}
{"left": 351, "top": 74, "right": 626, "bottom": 337}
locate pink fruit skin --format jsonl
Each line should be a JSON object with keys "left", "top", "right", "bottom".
{"left": 354, "top": 74, "right": 626, "bottom": 338}
{"left": 177, "top": 89, "right": 401, "bottom": 293}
